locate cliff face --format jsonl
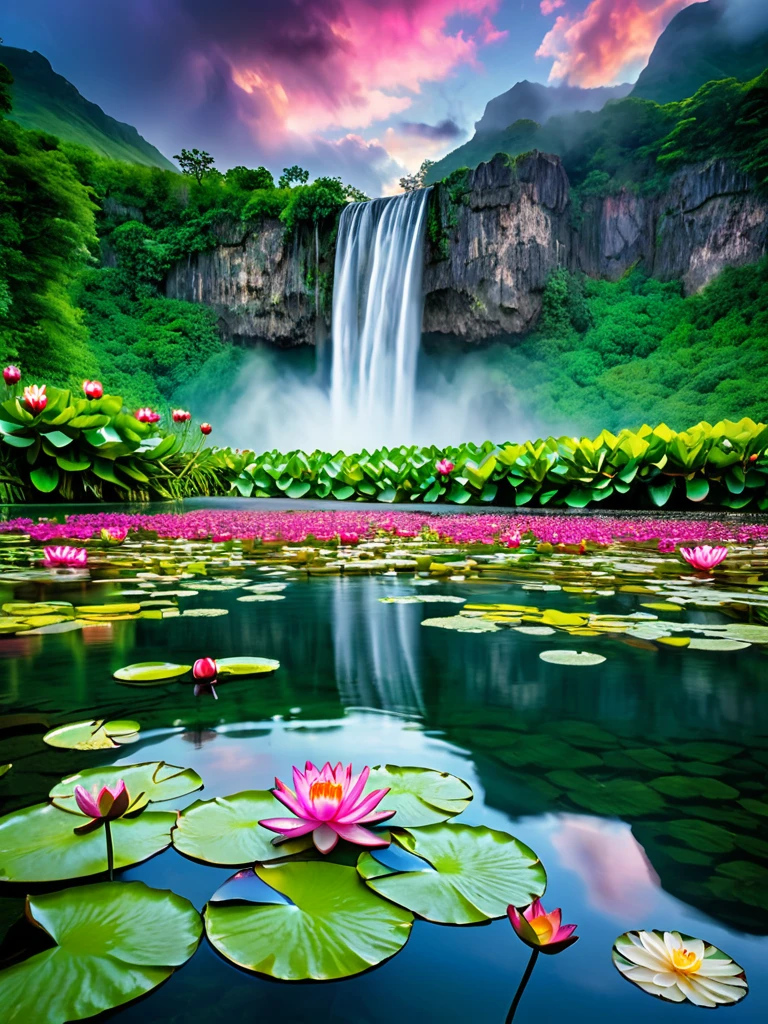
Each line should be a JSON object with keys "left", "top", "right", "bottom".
{"left": 165, "top": 219, "right": 328, "bottom": 347}
{"left": 423, "top": 152, "right": 768, "bottom": 339}
{"left": 164, "top": 152, "right": 768, "bottom": 344}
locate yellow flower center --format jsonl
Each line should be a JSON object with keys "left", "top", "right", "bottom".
{"left": 310, "top": 780, "right": 343, "bottom": 804}
{"left": 529, "top": 916, "right": 554, "bottom": 943}
{"left": 670, "top": 948, "right": 702, "bottom": 974}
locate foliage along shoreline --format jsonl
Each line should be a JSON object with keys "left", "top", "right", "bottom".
{"left": 0, "top": 380, "right": 767, "bottom": 512}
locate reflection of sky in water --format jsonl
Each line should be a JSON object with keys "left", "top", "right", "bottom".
{"left": 119, "top": 713, "right": 768, "bottom": 1023}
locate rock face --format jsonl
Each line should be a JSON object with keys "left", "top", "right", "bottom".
{"left": 164, "top": 151, "right": 768, "bottom": 344}
{"left": 165, "top": 219, "right": 328, "bottom": 347}
{"left": 423, "top": 152, "right": 768, "bottom": 339}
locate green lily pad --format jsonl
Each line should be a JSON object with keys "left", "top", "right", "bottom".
{"left": 50, "top": 761, "right": 203, "bottom": 815}
{"left": 358, "top": 823, "right": 546, "bottom": 925}
{"left": 173, "top": 791, "right": 312, "bottom": 865}
{"left": 113, "top": 662, "right": 192, "bottom": 684}
{"left": 76, "top": 604, "right": 141, "bottom": 615}
{"left": 215, "top": 657, "right": 280, "bottom": 677}
{"left": 0, "top": 881, "right": 202, "bottom": 1021}
{"left": 43, "top": 720, "right": 141, "bottom": 751}
{"left": 365, "top": 765, "right": 473, "bottom": 827}
{"left": 539, "top": 650, "right": 606, "bottom": 666}
{"left": 687, "top": 639, "right": 751, "bottom": 652}
{"left": 663, "top": 820, "right": 736, "bottom": 854}
{"left": 548, "top": 773, "right": 666, "bottom": 816}
{"left": 649, "top": 776, "right": 739, "bottom": 800}
{"left": 0, "top": 803, "right": 175, "bottom": 881}
{"left": 181, "top": 608, "right": 228, "bottom": 617}
{"left": 721, "top": 624, "right": 768, "bottom": 643}
{"left": 677, "top": 742, "right": 743, "bottom": 764}
{"left": 421, "top": 615, "right": 499, "bottom": 633}
{"left": 236, "top": 594, "right": 285, "bottom": 602}
{"left": 205, "top": 861, "right": 413, "bottom": 980}
{"left": 541, "top": 720, "right": 619, "bottom": 749}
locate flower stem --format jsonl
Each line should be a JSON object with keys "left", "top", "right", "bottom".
{"left": 105, "top": 819, "right": 114, "bottom": 882}
{"left": 505, "top": 948, "right": 539, "bottom": 1023}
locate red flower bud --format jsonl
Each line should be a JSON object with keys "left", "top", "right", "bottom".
{"left": 3, "top": 365, "right": 21, "bottom": 385}
{"left": 200, "top": 422, "right": 212, "bottom": 435}
{"left": 83, "top": 380, "right": 103, "bottom": 399}
{"left": 193, "top": 657, "right": 217, "bottom": 680}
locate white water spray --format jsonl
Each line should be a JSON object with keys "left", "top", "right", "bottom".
{"left": 330, "top": 189, "right": 431, "bottom": 449}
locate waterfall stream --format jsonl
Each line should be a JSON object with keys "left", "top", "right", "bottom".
{"left": 330, "top": 188, "right": 431, "bottom": 448}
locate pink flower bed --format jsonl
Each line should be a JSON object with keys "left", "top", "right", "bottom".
{"left": 1, "top": 510, "right": 767, "bottom": 548}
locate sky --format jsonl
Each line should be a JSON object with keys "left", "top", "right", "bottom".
{"left": 1, "top": 0, "right": 709, "bottom": 195}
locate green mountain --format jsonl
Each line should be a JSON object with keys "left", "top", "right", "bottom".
{"left": 631, "top": 0, "right": 768, "bottom": 104}
{"left": 0, "top": 45, "right": 175, "bottom": 170}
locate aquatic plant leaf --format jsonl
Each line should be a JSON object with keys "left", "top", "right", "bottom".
{"left": 612, "top": 929, "right": 748, "bottom": 1007}
{"left": 0, "top": 763, "right": 10, "bottom": 779}
{"left": 421, "top": 614, "right": 499, "bottom": 632}
{"left": 215, "top": 657, "right": 280, "bottom": 677}
{"left": 687, "top": 639, "right": 750, "bottom": 651}
{"left": 50, "top": 761, "right": 203, "bottom": 814}
{"left": 677, "top": 742, "right": 742, "bottom": 763}
{"left": 113, "top": 662, "right": 191, "bottom": 683}
{"left": 649, "top": 776, "right": 739, "bottom": 800}
{"left": 0, "top": 881, "right": 202, "bottom": 1021}
{"left": 173, "top": 790, "right": 312, "bottom": 865}
{"left": 539, "top": 650, "right": 606, "bottom": 666}
{"left": 720, "top": 624, "right": 768, "bottom": 643}
{"left": 236, "top": 594, "right": 285, "bottom": 602}
{"left": 359, "top": 823, "right": 546, "bottom": 925}
{"left": 76, "top": 604, "right": 141, "bottom": 615}
{"left": 205, "top": 861, "right": 412, "bottom": 980}
{"left": 43, "top": 719, "right": 141, "bottom": 751}
{"left": 549, "top": 773, "right": 666, "bottom": 816}
{"left": 181, "top": 608, "right": 228, "bottom": 617}
{"left": 0, "top": 804, "right": 174, "bottom": 881}
{"left": 365, "top": 765, "right": 472, "bottom": 827}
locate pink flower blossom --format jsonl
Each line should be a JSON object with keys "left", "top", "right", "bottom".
{"left": 73, "top": 780, "right": 131, "bottom": 834}
{"left": 508, "top": 899, "right": 579, "bottom": 954}
{"left": 680, "top": 545, "right": 728, "bottom": 571}
{"left": 436, "top": 459, "right": 454, "bottom": 476}
{"left": 193, "top": 658, "right": 217, "bottom": 680}
{"left": 100, "top": 526, "right": 128, "bottom": 544}
{"left": 82, "top": 380, "right": 103, "bottom": 399}
{"left": 135, "top": 407, "right": 161, "bottom": 423}
{"left": 260, "top": 761, "right": 395, "bottom": 854}
{"left": 43, "top": 545, "right": 87, "bottom": 568}
{"left": 3, "top": 365, "right": 20, "bottom": 385}
{"left": 172, "top": 409, "right": 191, "bottom": 422}
{"left": 200, "top": 422, "right": 212, "bottom": 435}
{"left": 339, "top": 531, "right": 360, "bottom": 544}
{"left": 23, "top": 384, "right": 47, "bottom": 414}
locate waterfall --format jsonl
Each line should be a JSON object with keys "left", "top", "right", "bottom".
{"left": 330, "top": 188, "right": 431, "bottom": 448}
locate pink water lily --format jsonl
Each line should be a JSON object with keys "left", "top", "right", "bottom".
{"left": 508, "top": 899, "right": 579, "bottom": 955}
{"left": 436, "top": 458, "right": 454, "bottom": 476}
{"left": 193, "top": 657, "right": 217, "bottom": 680}
{"left": 43, "top": 545, "right": 87, "bottom": 568}
{"left": 100, "top": 526, "right": 128, "bottom": 544}
{"left": 680, "top": 545, "right": 728, "bottom": 571}
{"left": 135, "top": 407, "right": 161, "bottom": 423}
{"left": 259, "top": 761, "right": 395, "bottom": 854}
{"left": 23, "top": 384, "right": 47, "bottom": 414}
{"left": 172, "top": 408, "right": 191, "bottom": 422}
{"left": 73, "top": 780, "right": 132, "bottom": 835}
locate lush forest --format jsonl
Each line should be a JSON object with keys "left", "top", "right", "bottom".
{"left": 1, "top": 55, "right": 767, "bottom": 435}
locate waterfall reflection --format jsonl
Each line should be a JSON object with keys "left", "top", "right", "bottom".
{"left": 333, "top": 579, "right": 425, "bottom": 716}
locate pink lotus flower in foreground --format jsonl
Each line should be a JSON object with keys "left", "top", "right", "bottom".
{"left": 23, "top": 384, "right": 47, "bottom": 414}
{"left": 135, "top": 407, "right": 161, "bottom": 424}
{"left": 680, "top": 545, "right": 728, "bottom": 571}
{"left": 508, "top": 899, "right": 579, "bottom": 955}
{"left": 193, "top": 657, "right": 217, "bottom": 680}
{"left": 73, "top": 780, "right": 131, "bottom": 835}
{"left": 82, "top": 380, "right": 103, "bottom": 399}
{"left": 43, "top": 545, "right": 87, "bottom": 568}
{"left": 3, "top": 365, "right": 20, "bottom": 385}
{"left": 339, "top": 531, "right": 360, "bottom": 544}
{"left": 101, "top": 526, "right": 128, "bottom": 544}
{"left": 436, "top": 458, "right": 454, "bottom": 476}
{"left": 260, "top": 761, "right": 395, "bottom": 854}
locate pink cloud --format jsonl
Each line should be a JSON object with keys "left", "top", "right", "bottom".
{"left": 540, "top": 0, "right": 565, "bottom": 15}
{"left": 536, "top": 0, "right": 701, "bottom": 86}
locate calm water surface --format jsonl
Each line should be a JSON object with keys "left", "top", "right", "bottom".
{"left": 1, "top": 560, "right": 766, "bottom": 1022}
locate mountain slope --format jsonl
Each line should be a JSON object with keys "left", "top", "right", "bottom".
{"left": 0, "top": 46, "right": 175, "bottom": 170}
{"left": 631, "top": 0, "right": 768, "bottom": 104}
{"left": 428, "top": 80, "right": 631, "bottom": 181}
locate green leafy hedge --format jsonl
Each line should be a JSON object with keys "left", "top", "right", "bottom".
{"left": 1, "top": 398, "right": 766, "bottom": 509}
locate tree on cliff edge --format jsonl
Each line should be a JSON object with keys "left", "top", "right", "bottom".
{"left": 174, "top": 147, "right": 216, "bottom": 184}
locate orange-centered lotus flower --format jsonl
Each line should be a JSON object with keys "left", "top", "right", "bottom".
{"left": 73, "top": 780, "right": 132, "bottom": 835}
{"left": 680, "top": 545, "right": 728, "bottom": 571}
{"left": 259, "top": 761, "right": 395, "bottom": 854}
{"left": 508, "top": 899, "right": 579, "bottom": 954}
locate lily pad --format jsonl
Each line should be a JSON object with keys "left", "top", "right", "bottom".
{"left": 75, "top": 603, "right": 141, "bottom": 615}
{"left": 215, "top": 657, "right": 280, "bottom": 677}
{"left": 365, "top": 765, "right": 473, "bottom": 827}
{"left": 173, "top": 791, "right": 312, "bottom": 865}
{"left": 113, "top": 662, "right": 192, "bottom": 684}
{"left": 687, "top": 639, "right": 751, "bottom": 652}
{"left": 181, "top": 608, "right": 228, "bottom": 617}
{"left": 421, "top": 615, "right": 499, "bottom": 633}
{"left": 0, "top": 803, "right": 175, "bottom": 881}
{"left": 236, "top": 594, "right": 285, "bottom": 602}
{"left": 358, "top": 823, "right": 546, "bottom": 925}
{"left": 50, "top": 761, "right": 203, "bottom": 815}
{"left": 43, "top": 719, "right": 141, "bottom": 751}
{"left": 649, "top": 776, "right": 739, "bottom": 801}
{"left": 205, "top": 860, "right": 413, "bottom": 980}
{"left": 539, "top": 650, "right": 606, "bottom": 666}
{"left": 0, "top": 881, "right": 202, "bottom": 1021}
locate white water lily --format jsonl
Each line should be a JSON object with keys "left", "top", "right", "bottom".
{"left": 613, "top": 930, "right": 748, "bottom": 1008}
